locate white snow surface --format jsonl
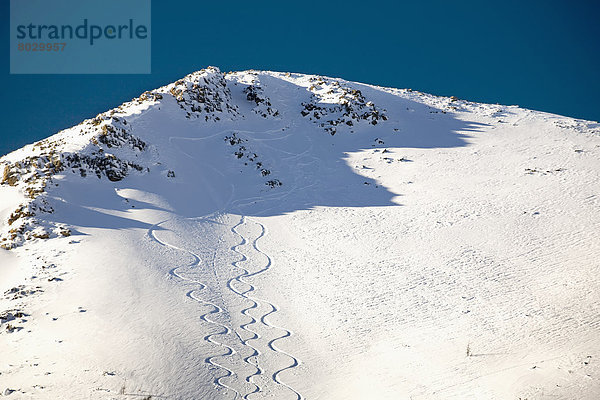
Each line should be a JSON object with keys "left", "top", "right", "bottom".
{"left": 1, "top": 67, "right": 600, "bottom": 399}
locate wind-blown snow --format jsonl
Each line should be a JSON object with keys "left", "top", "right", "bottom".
{"left": 1, "top": 67, "right": 599, "bottom": 399}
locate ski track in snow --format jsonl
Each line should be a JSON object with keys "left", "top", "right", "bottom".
{"left": 248, "top": 221, "right": 302, "bottom": 400}
{"left": 148, "top": 218, "right": 242, "bottom": 400}
{"left": 228, "top": 216, "right": 303, "bottom": 400}
{"left": 227, "top": 218, "right": 264, "bottom": 399}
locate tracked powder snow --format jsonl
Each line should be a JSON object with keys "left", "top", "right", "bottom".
{"left": 0, "top": 67, "right": 599, "bottom": 399}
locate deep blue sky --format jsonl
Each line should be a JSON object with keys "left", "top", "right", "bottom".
{"left": 1, "top": 0, "right": 599, "bottom": 156}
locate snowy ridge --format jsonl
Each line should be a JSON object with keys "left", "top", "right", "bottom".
{"left": 0, "top": 66, "right": 402, "bottom": 249}
{"left": 0, "top": 110, "right": 151, "bottom": 249}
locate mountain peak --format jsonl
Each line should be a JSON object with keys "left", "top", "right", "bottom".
{"left": 3, "top": 67, "right": 600, "bottom": 250}
{"left": 1, "top": 67, "right": 600, "bottom": 399}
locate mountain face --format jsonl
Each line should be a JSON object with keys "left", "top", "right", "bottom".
{"left": 1, "top": 67, "right": 600, "bottom": 399}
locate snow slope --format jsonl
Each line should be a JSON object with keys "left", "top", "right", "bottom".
{"left": 1, "top": 67, "right": 599, "bottom": 399}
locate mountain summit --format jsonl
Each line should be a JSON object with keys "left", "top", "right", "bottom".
{"left": 1, "top": 67, "right": 599, "bottom": 399}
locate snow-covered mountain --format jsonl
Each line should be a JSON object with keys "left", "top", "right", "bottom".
{"left": 1, "top": 67, "right": 599, "bottom": 399}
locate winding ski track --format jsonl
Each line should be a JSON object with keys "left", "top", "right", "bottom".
{"left": 148, "top": 218, "right": 241, "bottom": 400}
{"left": 227, "top": 216, "right": 304, "bottom": 400}
{"left": 245, "top": 219, "right": 303, "bottom": 400}
{"left": 227, "top": 218, "right": 264, "bottom": 399}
